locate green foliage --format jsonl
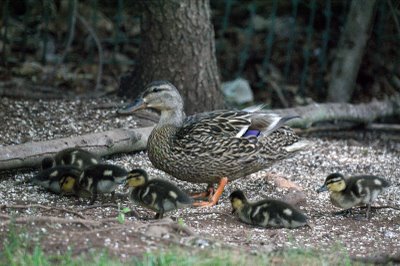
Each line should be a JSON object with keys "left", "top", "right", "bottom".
{"left": 0, "top": 223, "right": 354, "bottom": 266}
{"left": 116, "top": 203, "right": 131, "bottom": 224}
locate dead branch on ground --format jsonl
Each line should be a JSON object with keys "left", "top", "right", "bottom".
{"left": 0, "top": 127, "right": 153, "bottom": 171}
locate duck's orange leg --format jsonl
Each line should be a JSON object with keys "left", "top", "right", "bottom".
{"left": 192, "top": 177, "right": 228, "bottom": 207}
{"left": 190, "top": 185, "right": 214, "bottom": 199}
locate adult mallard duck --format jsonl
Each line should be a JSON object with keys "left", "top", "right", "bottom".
{"left": 118, "top": 81, "right": 309, "bottom": 207}
{"left": 317, "top": 173, "right": 390, "bottom": 219}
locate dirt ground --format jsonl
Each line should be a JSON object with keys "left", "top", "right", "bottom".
{"left": 0, "top": 96, "right": 399, "bottom": 261}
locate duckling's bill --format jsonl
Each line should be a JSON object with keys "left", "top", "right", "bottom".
{"left": 316, "top": 184, "right": 328, "bottom": 193}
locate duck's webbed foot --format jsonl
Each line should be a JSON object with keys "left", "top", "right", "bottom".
{"left": 192, "top": 177, "right": 228, "bottom": 207}
{"left": 190, "top": 184, "right": 214, "bottom": 200}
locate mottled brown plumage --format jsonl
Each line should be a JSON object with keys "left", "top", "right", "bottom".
{"left": 119, "top": 81, "right": 308, "bottom": 206}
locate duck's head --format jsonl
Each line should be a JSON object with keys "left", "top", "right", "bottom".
{"left": 229, "top": 190, "right": 248, "bottom": 214}
{"left": 118, "top": 81, "right": 184, "bottom": 114}
{"left": 125, "top": 169, "right": 149, "bottom": 188}
{"left": 59, "top": 175, "right": 77, "bottom": 195}
{"left": 317, "top": 173, "right": 346, "bottom": 193}
{"left": 41, "top": 157, "right": 55, "bottom": 170}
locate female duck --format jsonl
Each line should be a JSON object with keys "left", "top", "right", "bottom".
{"left": 119, "top": 81, "right": 308, "bottom": 206}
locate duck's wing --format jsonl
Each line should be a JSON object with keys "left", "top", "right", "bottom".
{"left": 176, "top": 110, "right": 297, "bottom": 142}
{"left": 178, "top": 110, "right": 252, "bottom": 139}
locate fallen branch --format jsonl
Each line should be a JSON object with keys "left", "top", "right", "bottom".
{"left": 273, "top": 96, "right": 400, "bottom": 128}
{"left": 0, "top": 127, "right": 153, "bottom": 171}
{"left": 1, "top": 204, "right": 87, "bottom": 219}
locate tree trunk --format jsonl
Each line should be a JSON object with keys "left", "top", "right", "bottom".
{"left": 118, "top": 0, "right": 224, "bottom": 115}
{"left": 327, "top": 0, "right": 376, "bottom": 102}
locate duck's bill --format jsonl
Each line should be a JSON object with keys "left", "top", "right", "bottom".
{"left": 118, "top": 98, "right": 147, "bottom": 114}
{"left": 316, "top": 184, "right": 327, "bottom": 193}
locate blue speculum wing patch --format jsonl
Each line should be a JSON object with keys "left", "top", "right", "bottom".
{"left": 243, "top": 129, "right": 260, "bottom": 137}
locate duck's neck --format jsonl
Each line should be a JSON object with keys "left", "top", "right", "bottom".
{"left": 156, "top": 109, "right": 185, "bottom": 129}
{"left": 147, "top": 108, "right": 185, "bottom": 167}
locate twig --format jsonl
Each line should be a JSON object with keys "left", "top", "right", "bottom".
{"left": 183, "top": 211, "right": 235, "bottom": 219}
{"left": 1, "top": 204, "right": 87, "bottom": 219}
{"left": 367, "top": 123, "right": 400, "bottom": 131}
{"left": 351, "top": 253, "right": 400, "bottom": 264}
{"left": 79, "top": 203, "right": 120, "bottom": 212}
{"left": 79, "top": 224, "right": 132, "bottom": 235}
{"left": 76, "top": 13, "right": 104, "bottom": 91}
{"left": 79, "top": 203, "right": 140, "bottom": 218}
{"left": 359, "top": 205, "right": 400, "bottom": 211}
{"left": 0, "top": 215, "right": 98, "bottom": 229}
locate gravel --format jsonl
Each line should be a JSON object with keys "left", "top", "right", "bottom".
{"left": 1, "top": 96, "right": 399, "bottom": 259}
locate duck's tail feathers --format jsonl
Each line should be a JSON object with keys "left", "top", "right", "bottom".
{"left": 255, "top": 114, "right": 300, "bottom": 136}
{"left": 242, "top": 104, "right": 266, "bottom": 113}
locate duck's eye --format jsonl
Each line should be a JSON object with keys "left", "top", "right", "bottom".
{"left": 152, "top": 87, "right": 162, "bottom": 93}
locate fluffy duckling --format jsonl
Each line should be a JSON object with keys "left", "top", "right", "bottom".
{"left": 125, "top": 169, "right": 193, "bottom": 219}
{"left": 317, "top": 173, "right": 390, "bottom": 218}
{"left": 41, "top": 156, "right": 56, "bottom": 170}
{"left": 60, "top": 164, "right": 128, "bottom": 204}
{"left": 40, "top": 148, "right": 99, "bottom": 171}
{"left": 31, "top": 165, "right": 82, "bottom": 195}
{"left": 229, "top": 190, "right": 308, "bottom": 229}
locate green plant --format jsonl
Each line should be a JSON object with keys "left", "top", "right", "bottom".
{"left": 117, "top": 203, "right": 131, "bottom": 224}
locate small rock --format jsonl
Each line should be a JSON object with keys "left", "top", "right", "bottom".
{"left": 221, "top": 78, "right": 254, "bottom": 105}
{"left": 282, "top": 189, "right": 307, "bottom": 206}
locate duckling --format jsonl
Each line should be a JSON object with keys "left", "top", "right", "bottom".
{"left": 229, "top": 190, "right": 308, "bottom": 229}
{"left": 317, "top": 173, "right": 390, "bottom": 219}
{"left": 125, "top": 169, "right": 193, "bottom": 219}
{"left": 54, "top": 147, "right": 100, "bottom": 169}
{"left": 60, "top": 164, "right": 128, "bottom": 205}
{"left": 31, "top": 165, "right": 82, "bottom": 195}
{"left": 41, "top": 156, "right": 56, "bottom": 170}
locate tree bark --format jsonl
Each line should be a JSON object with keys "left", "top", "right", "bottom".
{"left": 118, "top": 0, "right": 224, "bottom": 115}
{"left": 327, "top": 0, "right": 376, "bottom": 102}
